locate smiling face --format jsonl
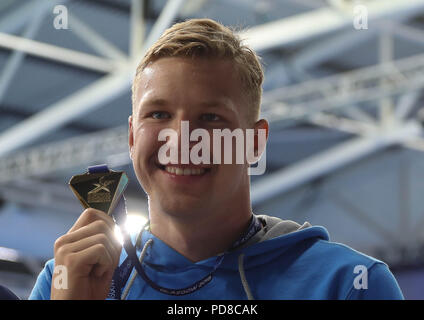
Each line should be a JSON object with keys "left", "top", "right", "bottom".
{"left": 129, "top": 57, "right": 254, "bottom": 219}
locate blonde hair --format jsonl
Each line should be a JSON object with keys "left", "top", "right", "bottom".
{"left": 132, "top": 18, "right": 264, "bottom": 125}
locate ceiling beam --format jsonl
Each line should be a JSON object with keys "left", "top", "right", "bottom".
{"left": 0, "top": 0, "right": 187, "bottom": 158}
{"left": 2, "top": 51, "right": 424, "bottom": 181}
{"left": 0, "top": 7, "right": 46, "bottom": 104}
{"left": 240, "top": 0, "right": 424, "bottom": 51}
{"left": 82, "top": 0, "right": 131, "bottom": 13}
{"left": 0, "top": 32, "right": 119, "bottom": 74}
{"left": 0, "top": 70, "right": 132, "bottom": 158}
{"left": 69, "top": 13, "right": 128, "bottom": 61}
{"left": 0, "top": 103, "right": 104, "bottom": 133}
{"left": 251, "top": 121, "right": 422, "bottom": 206}
{"left": 261, "top": 53, "right": 424, "bottom": 127}
{"left": 0, "top": 0, "right": 66, "bottom": 34}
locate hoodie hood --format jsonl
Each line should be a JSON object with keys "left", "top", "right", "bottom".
{"left": 254, "top": 214, "right": 313, "bottom": 241}
{"left": 238, "top": 214, "right": 315, "bottom": 247}
{"left": 220, "top": 215, "right": 329, "bottom": 270}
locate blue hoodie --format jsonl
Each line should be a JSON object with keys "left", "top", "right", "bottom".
{"left": 29, "top": 215, "right": 404, "bottom": 299}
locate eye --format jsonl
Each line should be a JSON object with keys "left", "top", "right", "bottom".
{"left": 150, "top": 111, "right": 170, "bottom": 119}
{"left": 201, "top": 113, "right": 221, "bottom": 122}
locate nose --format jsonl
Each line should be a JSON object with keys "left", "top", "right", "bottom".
{"left": 166, "top": 114, "right": 210, "bottom": 165}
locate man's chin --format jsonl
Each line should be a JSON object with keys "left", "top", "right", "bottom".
{"left": 155, "top": 196, "right": 211, "bottom": 218}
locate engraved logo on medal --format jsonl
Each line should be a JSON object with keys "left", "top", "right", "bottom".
{"left": 87, "top": 176, "right": 113, "bottom": 203}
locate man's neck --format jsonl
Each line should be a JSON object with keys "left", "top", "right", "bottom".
{"left": 149, "top": 203, "right": 253, "bottom": 262}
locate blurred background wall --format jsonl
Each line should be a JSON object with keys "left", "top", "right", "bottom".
{"left": 0, "top": 0, "right": 423, "bottom": 299}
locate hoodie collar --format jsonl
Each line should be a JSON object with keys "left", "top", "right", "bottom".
{"left": 140, "top": 230, "right": 221, "bottom": 271}
{"left": 137, "top": 216, "right": 329, "bottom": 271}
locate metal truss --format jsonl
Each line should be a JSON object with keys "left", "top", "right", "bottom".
{"left": 0, "top": 0, "right": 187, "bottom": 157}
{"left": 241, "top": 0, "right": 424, "bottom": 51}
{"left": 0, "top": 126, "right": 129, "bottom": 184}
{"left": 251, "top": 120, "right": 422, "bottom": 205}
{"left": 261, "top": 52, "right": 424, "bottom": 129}
{"left": 1, "top": 51, "right": 424, "bottom": 185}
{"left": 0, "top": 0, "right": 422, "bottom": 158}
{"left": 1, "top": 0, "right": 424, "bottom": 196}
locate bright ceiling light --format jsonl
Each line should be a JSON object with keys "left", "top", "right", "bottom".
{"left": 114, "top": 214, "right": 148, "bottom": 245}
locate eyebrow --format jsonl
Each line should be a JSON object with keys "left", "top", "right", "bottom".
{"left": 136, "top": 97, "right": 166, "bottom": 117}
{"left": 140, "top": 98, "right": 237, "bottom": 114}
{"left": 199, "top": 100, "right": 237, "bottom": 113}
{"left": 140, "top": 98, "right": 168, "bottom": 108}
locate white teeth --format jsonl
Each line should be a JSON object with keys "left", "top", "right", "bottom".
{"left": 164, "top": 166, "right": 206, "bottom": 176}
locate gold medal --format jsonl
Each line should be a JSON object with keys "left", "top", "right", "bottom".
{"left": 69, "top": 167, "right": 129, "bottom": 216}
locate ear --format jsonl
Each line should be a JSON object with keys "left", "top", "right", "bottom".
{"left": 128, "top": 115, "right": 134, "bottom": 159}
{"left": 254, "top": 119, "right": 269, "bottom": 157}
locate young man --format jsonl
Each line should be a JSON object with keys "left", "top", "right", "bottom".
{"left": 29, "top": 18, "right": 404, "bottom": 300}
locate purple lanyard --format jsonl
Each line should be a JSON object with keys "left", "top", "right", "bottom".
{"left": 89, "top": 165, "right": 262, "bottom": 299}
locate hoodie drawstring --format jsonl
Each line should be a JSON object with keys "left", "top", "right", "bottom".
{"left": 121, "top": 225, "right": 256, "bottom": 300}
{"left": 122, "top": 240, "right": 255, "bottom": 300}
{"left": 238, "top": 253, "right": 254, "bottom": 300}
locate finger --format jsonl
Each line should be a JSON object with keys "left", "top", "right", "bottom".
{"left": 74, "top": 244, "right": 115, "bottom": 277}
{"left": 68, "top": 208, "right": 115, "bottom": 234}
{"left": 61, "top": 234, "right": 121, "bottom": 264}
{"left": 60, "top": 219, "right": 121, "bottom": 252}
